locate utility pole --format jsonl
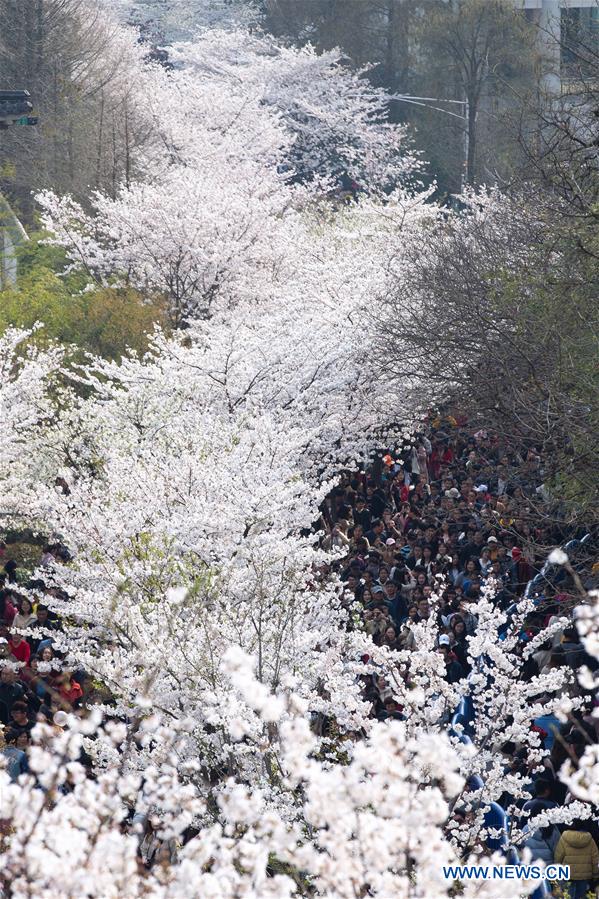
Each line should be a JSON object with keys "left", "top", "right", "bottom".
{"left": 539, "top": 0, "right": 562, "bottom": 95}
{"left": 389, "top": 94, "right": 470, "bottom": 191}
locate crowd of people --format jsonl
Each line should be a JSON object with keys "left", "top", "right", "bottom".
{"left": 0, "top": 414, "right": 597, "bottom": 893}
{"left": 0, "top": 543, "right": 82, "bottom": 781}
{"left": 318, "top": 413, "right": 598, "bottom": 897}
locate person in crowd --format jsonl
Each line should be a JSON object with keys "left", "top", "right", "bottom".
{"left": 455, "top": 559, "right": 479, "bottom": 593}
{"left": 322, "top": 520, "right": 351, "bottom": 552}
{"left": 398, "top": 569, "right": 417, "bottom": 603}
{"left": 379, "top": 697, "right": 403, "bottom": 720}
{"left": 1, "top": 727, "right": 29, "bottom": 781}
{"left": 29, "top": 603, "right": 59, "bottom": 654}
{"left": 12, "top": 596, "right": 36, "bottom": 632}
{"left": 4, "top": 559, "right": 18, "bottom": 583}
{"left": 20, "top": 654, "right": 43, "bottom": 692}
{"left": 478, "top": 547, "right": 492, "bottom": 577}
{"left": 398, "top": 606, "right": 419, "bottom": 651}
{"left": 523, "top": 811, "right": 560, "bottom": 869}
{"left": 459, "top": 530, "right": 485, "bottom": 568}
{"left": 456, "top": 598, "right": 478, "bottom": 636}
{"left": 554, "top": 821, "right": 599, "bottom": 899}
{"left": 361, "top": 588, "right": 374, "bottom": 607}
{"left": 40, "top": 545, "right": 58, "bottom": 567}
{"left": 56, "top": 671, "right": 83, "bottom": 709}
{"left": 438, "top": 635, "right": 465, "bottom": 683}
{"left": 416, "top": 598, "right": 430, "bottom": 623}
{"left": 386, "top": 582, "right": 408, "bottom": 628}
{"left": 407, "top": 544, "right": 425, "bottom": 571}
{"left": 9, "top": 700, "right": 35, "bottom": 736}
{"left": 8, "top": 631, "right": 31, "bottom": 665}
{"left": 446, "top": 554, "right": 461, "bottom": 586}
{"left": 449, "top": 616, "right": 471, "bottom": 675}
{"left": 0, "top": 589, "right": 17, "bottom": 626}
{"left": 0, "top": 665, "right": 25, "bottom": 725}
{"left": 365, "top": 518, "right": 385, "bottom": 546}
{"left": 0, "top": 413, "right": 592, "bottom": 877}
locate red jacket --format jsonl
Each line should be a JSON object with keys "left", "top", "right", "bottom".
{"left": 1, "top": 601, "right": 16, "bottom": 625}
{"left": 60, "top": 681, "right": 83, "bottom": 705}
{"left": 9, "top": 639, "right": 31, "bottom": 665}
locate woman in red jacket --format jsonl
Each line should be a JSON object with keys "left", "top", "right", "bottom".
{"left": 8, "top": 632, "right": 30, "bottom": 665}
{"left": 56, "top": 671, "right": 83, "bottom": 708}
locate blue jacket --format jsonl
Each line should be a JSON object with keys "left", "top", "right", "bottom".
{"left": 2, "top": 746, "right": 28, "bottom": 781}
{"left": 524, "top": 827, "right": 560, "bottom": 866}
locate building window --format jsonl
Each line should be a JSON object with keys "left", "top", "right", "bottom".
{"left": 561, "top": 7, "right": 599, "bottom": 63}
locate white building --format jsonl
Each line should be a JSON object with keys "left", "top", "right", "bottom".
{"left": 514, "top": 0, "right": 599, "bottom": 90}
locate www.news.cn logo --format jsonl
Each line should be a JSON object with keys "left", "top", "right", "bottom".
{"left": 443, "top": 864, "right": 570, "bottom": 881}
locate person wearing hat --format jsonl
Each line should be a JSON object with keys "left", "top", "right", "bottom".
{"left": 365, "top": 585, "right": 386, "bottom": 609}
{"left": 381, "top": 538, "right": 396, "bottom": 567}
{"left": 486, "top": 535, "right": 500, "bottom": 561}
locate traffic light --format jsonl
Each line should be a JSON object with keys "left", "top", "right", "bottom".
{"left": 0, "top": 90, "right": 37, "bottom": 127}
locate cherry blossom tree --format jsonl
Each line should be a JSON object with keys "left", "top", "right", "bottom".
{"left": 104, "top": 0, "right": 262, "bottom": 42}
{"left": 3, "top": 8, "right": 596, "bottom": 897}
{"left": 0, "top": 328, "right": 65, "bottom": 515}
{"left": 37, "top": 57, "right": 298, "bottom": 327}
{"left": 173, "top": 28, "right": 420, "bottom": 189}
{"left": 355, "top": 580, "right": 594, "bottom": 854}
{"left": 558, "top": 571, "right": 599, "bottom": 809}
{"left": 0, "top": 649, "right": 533, "bottom": 899}
{"left": 16, "top": 253, "right": 420, "bottom": 784}
{"left": 37, "top": 20, "right": 424, "bottom": 327}
{"left": 5, "top": 13, "right": 441, "bottom": 851}
{"left": 0, "top": 281, "right": 592, "bottom": 899}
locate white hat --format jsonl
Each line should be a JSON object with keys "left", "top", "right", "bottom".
{"left": 386, "top": 538, "right": 396, "bottom": 546}
{"left": 438, "top": 635, "right": 451, "bottom": 646}
{"left": 487, "top": 536, "right": 498, "bottom": 543}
